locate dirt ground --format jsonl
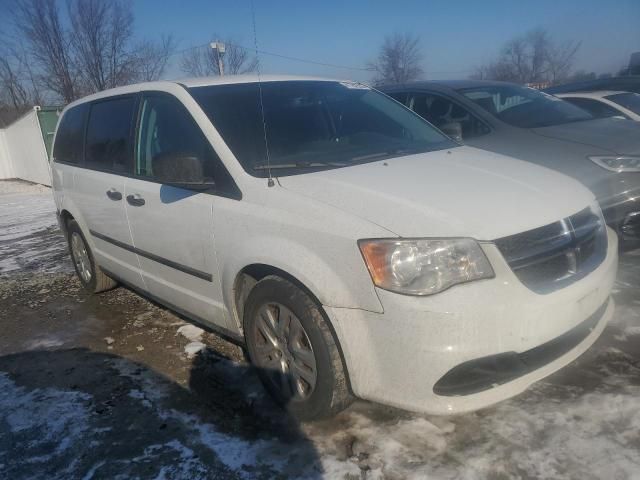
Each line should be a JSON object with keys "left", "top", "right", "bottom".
{"left": 1, "top": 180, "right": 640, "bottom": 479}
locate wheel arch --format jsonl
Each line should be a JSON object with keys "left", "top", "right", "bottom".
{"left": 233, "top": 263, "right": 354, "bottom": 395}
{"left": 58, "top": 209, "right": 75, "bottom": 238}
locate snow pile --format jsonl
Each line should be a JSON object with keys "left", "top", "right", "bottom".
{"left": 177, "top": 324, "right": 206, "bottom": 357}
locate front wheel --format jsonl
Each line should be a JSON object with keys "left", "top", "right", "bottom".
{"left": 66, "top": 219, "right": 117, "bottom": 293}
{"left": 243, "top": 276, "right": 352, "bottom": 420}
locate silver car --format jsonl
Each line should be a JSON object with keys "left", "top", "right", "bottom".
{"left": 382, "top": 80, "right": 640, "bottom": 244}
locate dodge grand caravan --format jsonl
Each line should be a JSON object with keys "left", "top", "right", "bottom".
{"left": 51, "top": 76, "right": 618, "bottom": 419}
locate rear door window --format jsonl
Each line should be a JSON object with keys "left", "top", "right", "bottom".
{"left": 85, "top": 96, "right": 136, "bottom": 173}
{"left": 53, "top": 104, "right": 87, "bottom": 164}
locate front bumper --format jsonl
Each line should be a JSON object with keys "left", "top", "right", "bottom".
{"left": 325, "top": 228, "right": 618, "bottom": 415}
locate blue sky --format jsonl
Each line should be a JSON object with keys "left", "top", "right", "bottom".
{"left": 129, "top": 0, "right": 640, "bottom": 81}
{"left": 3, "top": 0, "right": 640, "bottom": 82}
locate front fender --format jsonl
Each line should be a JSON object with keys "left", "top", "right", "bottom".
{"left": 218, "top": 233, "right": 385, "bottom": 329}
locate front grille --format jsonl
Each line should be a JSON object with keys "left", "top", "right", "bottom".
{"left": 495, "top": 207, "right": 607, "bottom": 294}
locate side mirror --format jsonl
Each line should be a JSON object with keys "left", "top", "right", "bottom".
{"left": 440, "top": 122, "right": 463, "bottom": 143}
{"left": 152, "top": 152, "right": 214, "bottom": 191}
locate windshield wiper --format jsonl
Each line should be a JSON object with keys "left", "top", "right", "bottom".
{"left": 253, "top": 161, "right": 348, "bottom": 171}
{"left": 350, "top": 148, "right": 417, "bottom": 163}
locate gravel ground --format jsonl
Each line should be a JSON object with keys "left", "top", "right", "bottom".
{"left": 1, "top": 179, "right": 639, "bottom": 480}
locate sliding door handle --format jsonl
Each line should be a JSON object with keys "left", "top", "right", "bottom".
{"left": 106, "top": 189, "right": 122, "bottom": 201}
{"left": 126, "top": 194, "right": 145, "bottom": 207}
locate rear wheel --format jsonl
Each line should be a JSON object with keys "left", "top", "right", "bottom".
{"left": 243, "top": 276, "right": 351, "bottom": 420}
{"left": 66, "top": 220, "right": 117, "bottom": 293}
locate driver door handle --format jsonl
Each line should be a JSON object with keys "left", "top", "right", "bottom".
{"left": 106, "top": 188, "right": 122, "bottom": 201}
{"left": 126, "top": 194, "right": 145, "bottom": 207}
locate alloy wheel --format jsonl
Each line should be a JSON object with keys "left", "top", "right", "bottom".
{"left": 252, "top": 302, "right": 318, "bottom": 401}
{"left": 70, "top": 232, "right": 92, "bottom": 284}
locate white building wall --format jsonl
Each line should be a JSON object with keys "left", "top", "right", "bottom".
{"left": 0, "top": 129, "right": 15, "bottom": 179}
{"left": 1, "top": 109, "right": 51, "bottom": 186}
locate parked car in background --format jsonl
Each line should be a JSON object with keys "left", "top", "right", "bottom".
{"left": 51, "top": 75, "right": 617, "bottom": 419}
{"left": 545, "top": 76, "right": 640, "bottom": 95}
{"left": 382, "top": 80, "right": 640, "bottom": 244}
{"left": 557, "top": 91, "right": 640, "bottom": 121}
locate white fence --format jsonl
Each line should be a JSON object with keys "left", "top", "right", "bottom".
{"left": 0, "top": 129, "right": 13, "bottom": 179}
{"left": 0, "top": 108, "right": 52, "bottom": 186}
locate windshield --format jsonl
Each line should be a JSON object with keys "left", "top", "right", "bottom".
{"left": 605, "top": 92, "right": 640, "bottom": 115}
{"left": 459, "top": 85, "right": 594, "bottom": 128}
{"left": 189, "top": 81, "right": 455, "bottom": 177}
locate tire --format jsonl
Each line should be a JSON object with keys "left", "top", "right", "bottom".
{"left": 66, "top": 219, "right": 117, "bottom": 293}
{"left": 243, "top": 275, "right": 352, "bottom": 420}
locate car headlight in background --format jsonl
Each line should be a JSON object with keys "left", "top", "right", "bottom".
{"left": 589, "top": 155, "right": 640, "bottom": 172}
{"left": 358, "top": 238, "right": 494, "bottom": 296}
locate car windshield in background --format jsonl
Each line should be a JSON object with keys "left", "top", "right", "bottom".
{"left": 459, "top": 85, "right": 594, "bottom": 128}
{"left": 605, "top": 92, "right": 640, "bottom": 115}
{"left": 189, "top": 81, "right": 455, "bottom": 177}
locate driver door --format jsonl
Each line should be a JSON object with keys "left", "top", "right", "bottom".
{"left": 124, "top": 92, "right": 231, "bottom": 331}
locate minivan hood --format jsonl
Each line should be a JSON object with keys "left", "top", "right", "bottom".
{"left": 532, "top": 117, "right": 640, "bottom": 155}
{"left": 277, "top": 146, "right": 594, "bottom": 240}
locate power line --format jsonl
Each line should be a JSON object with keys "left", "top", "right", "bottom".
{"left": 223, "top": 40, "right": 373, "bottom": 72}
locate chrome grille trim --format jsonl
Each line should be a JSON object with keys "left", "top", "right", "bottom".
{"left": 495, "top": 207, "right": 607, "bottom": 294}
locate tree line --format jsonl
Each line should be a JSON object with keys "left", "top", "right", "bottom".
{"left": 0, "top": 1, "right": 630, "bottom": 126}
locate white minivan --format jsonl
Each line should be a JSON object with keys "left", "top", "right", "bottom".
{"left": 51, "top": 75, "right": 618, "bottom": 420}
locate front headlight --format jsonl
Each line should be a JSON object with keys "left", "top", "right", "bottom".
{"left": 358, "top": 238, "right": 494, "bottom": 296}
{"left": 589, "top": 155, "right": 640, "bottom": 173}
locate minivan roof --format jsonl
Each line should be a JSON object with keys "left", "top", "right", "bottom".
{"left": 179, "top": 74, "right": 338, "bottom": 88}
{"left": 62, "top": 75, "right": 346, "bottom": 111}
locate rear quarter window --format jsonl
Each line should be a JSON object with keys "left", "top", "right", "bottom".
{"left": 52, "top": 104, "right": 88, "bottom": 164}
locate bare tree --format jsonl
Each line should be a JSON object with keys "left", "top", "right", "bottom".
{"left": 472, "top": 28, "right": 580, "bottom": 85}
{"left": 0, "top": 56, "right": 30, "bottom": 110}
{"left": 181, "top": 37, "right": 258, "bottom": 77}
{"left": 368, "top": 32, "right": 424, "bottom": 85}
{"left": 470, "top": 61, "right": 518, "bottom": 82}
{"left": 68, "top": 0, "right": 136, "bottom": 92}
{"left": 13, "top": 0, "right": 77, "bottom": 102}
{"left": 527, "top": 29, "right": 551, "bottom": 82}
{"left": 546, "top": 39, "right": 581, "bottom": 84}
{"left": 9, "top": 0, "right": 175, "bottom": 107}
{"left": 502, "top": 37, "right": 531, "bottom": 83}
{"left": 133, "top": 35, "right": 176, "bottom": 82}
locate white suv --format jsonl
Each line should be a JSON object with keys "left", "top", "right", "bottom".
{"left": 51, "top": 75, "right": 618, "bottom": 419}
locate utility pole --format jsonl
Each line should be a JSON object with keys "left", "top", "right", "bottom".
{"left": 210, "top": 41, "right": 226, "bottom": 76}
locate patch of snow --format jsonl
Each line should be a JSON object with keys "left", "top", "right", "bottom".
{"left": 128, "top": 389, "right": 152, "bottom": 408}
{"left": 624, "top": 326, "right": 640, "bottom": 336}
{"left": 23, "top": 336, "right": 66, "bottom": 350}
{"left": 131, "top": 440, "right": 211, "bottom": 479}
{"left": 0, "top": 372, "right": 92, "bottom": 463}
{"left": 0, "top": 187, "right": 70, "bottom": 275}
{"left": 112, "top": 359, "right": 345, "bottom": 479}
{"left": 0, "top": 180, "right": 50, "bottom": 195}
{"left": 183, "top": 341, "right": 206, "bottom": 357}
{"left": 177, "top": 324, "right": 204, "bottom": 342}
